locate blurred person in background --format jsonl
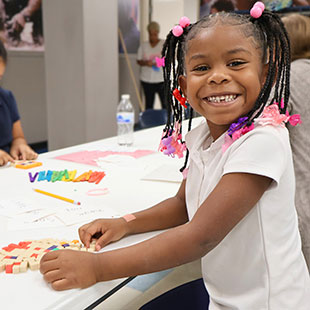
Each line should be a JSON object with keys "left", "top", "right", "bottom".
{"left": 282, "top": 13, "right": 310, "bottom": 272}
{"left": 137, "top": 21, "right": 166, "bottom": 110}
{"left": 210, "top": 0, "right": 236, "bottom": 13}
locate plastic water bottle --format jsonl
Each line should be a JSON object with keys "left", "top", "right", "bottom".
{"left": 116, "top": 94, "right": 134, "bottom": 146}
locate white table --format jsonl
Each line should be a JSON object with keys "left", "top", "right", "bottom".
{"left": 0, "top": 117, "right": 203, "bottom": 309}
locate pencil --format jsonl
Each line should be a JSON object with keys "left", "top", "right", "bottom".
{"left": 33, "top": 188, "right": 81, "bottom": 205}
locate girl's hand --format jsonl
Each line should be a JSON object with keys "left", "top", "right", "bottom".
{"left": 79, "top": 218, "right": 130, "bottom": 251}
{"left": 40, "top": 250, "right": 98, "bottom": 291}
{"left": 0, "top": 150, "right": 14, "bottom": 166}
{"left": 10, "top": 143, "right": 38, "bottom": 161}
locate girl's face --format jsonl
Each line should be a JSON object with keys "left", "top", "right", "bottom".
{"left": 179, "top": 24, "right": 268, "bottom": 139}
{"left": 149, "top": 30, "right": 159, "bottom": 45}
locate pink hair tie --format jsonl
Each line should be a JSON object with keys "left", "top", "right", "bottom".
{"left": 172, "top": 16, "right": 190, "bottom": 37}
{"left": 158, "top": 122, "right": 187, "bottom": 158}
{"left": 173, "top": 88, "right": 187, "bottom": 108}
{"left": 179, "top": 16, "right": 190, "bottom": 28}
{"left": 250, "top": 1, "right": 265, "bottom": 19}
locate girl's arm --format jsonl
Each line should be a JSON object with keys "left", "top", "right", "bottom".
{"left": 10, "top": 120, "right": 37, "bottom": 160}
{"left": 40, "top": 172, "right": 271, "bottom": 290}
{"left": 79, "top": 180, "right": 188, "bottom": 250}
{"left": 137, "top": 59, "right": 153, "bottom": 67}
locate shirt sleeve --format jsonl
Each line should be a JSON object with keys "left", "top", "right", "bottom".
{"left": 223, "top": 127, "right": 289, "bottom": 185}
{"left": 7, "top": 90, "right": 20, "bottom": 123}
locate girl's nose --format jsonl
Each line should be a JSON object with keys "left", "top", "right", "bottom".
{"left": 207, "top": 68, "right": 230, "bottom": 84}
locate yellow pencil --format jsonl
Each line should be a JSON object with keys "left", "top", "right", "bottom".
{"left": 33, "top": 188, "right": 81, "bottom": 205}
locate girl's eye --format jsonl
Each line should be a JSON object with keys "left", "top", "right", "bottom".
{"left": 228, "top": 61, "right": 246, "bottom": 67}
{"left": 193, "top": 65, "right": 209, "bottom": 72}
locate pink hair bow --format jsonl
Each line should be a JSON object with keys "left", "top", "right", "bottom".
{"left": 159, "top": 122, "right": 187, "bottom": 158}
{"left": 173, "top": 88, "right": 187, "bottom": 108}
{"left": 172, "top": 16, "right": 190, "bottom": 37}
{"left": 250, "top": 1, "right": 265, "bottom": 18}
{"left": 279, "top": 98, "right": 302, "bottom": 125}
{"left": 155, "top": 56, "right": 165, "bottom": 67}
{"left": 285, "top": 111, "right": 302, "bottom": 126}
{"left": 255, "top": 101, "right": 302, "bottom": 127}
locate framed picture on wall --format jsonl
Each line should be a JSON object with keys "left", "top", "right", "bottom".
{"left": 0, "top": 0, "right": 43, "bottom": 51}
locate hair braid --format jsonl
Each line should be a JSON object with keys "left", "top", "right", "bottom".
{"left": 162, "top": 26, "right": 189, "bottom": 137}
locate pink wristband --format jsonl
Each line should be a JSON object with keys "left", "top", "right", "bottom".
{"left": 122, "top": 214, "right": 136, "bottom": 222}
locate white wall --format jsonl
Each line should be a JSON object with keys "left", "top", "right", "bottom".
{"left": 140, "top": 0, "right": 199, "bottom": 41}
{"left": 119, "top": 54, "right": 141, "bottom": 122}
{"left": 43, "top": 0, "right": 118, "bottom": 150}
{"left": 137, "top": 0, "right": 200, "bottom": 110}
{"left": 153, "top": 0, "right": 184, "bottom": 40}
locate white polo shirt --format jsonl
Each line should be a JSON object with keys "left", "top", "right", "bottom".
{"left": 137, "top": 40, "right": 164, "bottom": 83}
{"left": 185, "top": 121, "right": 310, "bottom": 309}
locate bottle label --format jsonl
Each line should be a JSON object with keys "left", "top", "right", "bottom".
{"left": 117, "top": 112, "right": 134, "bottom": 124}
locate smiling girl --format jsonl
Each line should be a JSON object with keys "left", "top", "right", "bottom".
{"left": 40, "top": 3, "right": 310, "bottom": 309}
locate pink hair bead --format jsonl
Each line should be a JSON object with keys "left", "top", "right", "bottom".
{"left": 179, "top": 16, "right": 190, "bottom": 28}
{"left": 254, "top": 1, "right": 265, "bottom": 10}
{"left": 250, "top": 6, "right": 263, "bottom": 18}
{"left": 250, "top": 1, "right": 265, "bottom": 18}
{"left": 172, "top": 25, "right": 183, "bottom": 37}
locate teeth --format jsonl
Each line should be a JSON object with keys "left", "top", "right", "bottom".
{"left": 207, "top": 95, "right": 237, "bottom": 103}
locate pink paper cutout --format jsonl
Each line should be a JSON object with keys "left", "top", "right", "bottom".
{"left": 54, "top": 150, "right": 155, "bottom": 166}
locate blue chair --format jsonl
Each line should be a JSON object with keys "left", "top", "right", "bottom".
{"left": 139, "top": 109, "right": 168, "bottom": 129}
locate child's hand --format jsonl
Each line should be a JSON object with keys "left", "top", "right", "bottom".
{"left": 40, "top": 249, "right": 98, "bottom": 291}
{"left": 10, "top": 143, "right": 38, "bottom": 161}
{"left": 0, "top": 150, "right": 15, "bottom": 166}
{"left": 79, "top": 218, "right": 129, "bottom": 251}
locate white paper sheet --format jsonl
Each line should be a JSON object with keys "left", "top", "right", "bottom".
{"left": 56, "top": 205, "right": 120, "bottom": 226}
{"left": 7, "top": 215, "right": 63, "bottom": 231}
{"left": 0, "top": 199, "right": 43, "bottom": 217}
{"left": 141, "top": 164, "right": 183, "bottom": 183}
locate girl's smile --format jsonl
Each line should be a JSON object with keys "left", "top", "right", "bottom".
{"left": 203, "top": 93, "right": 239, "bottom": 106}
{"left": 179, "top": 23, "right": 268, "bottom": 139}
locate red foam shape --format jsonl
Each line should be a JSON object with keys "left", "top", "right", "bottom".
{"left": 5, "top": 264, "right": 13, "bottom": 273}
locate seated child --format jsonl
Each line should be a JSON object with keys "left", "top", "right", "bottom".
{"left": 0, "top": 40, "right": 37, "bottom": 166}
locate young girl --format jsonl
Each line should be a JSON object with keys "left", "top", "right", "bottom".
{"left": 40, "top": 3, "right": 310, "bottom": 309}
{"left": 0, "top": 40, "right": 38, "bottom": 166}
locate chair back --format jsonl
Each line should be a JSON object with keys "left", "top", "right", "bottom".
{"left": 139, "top": 109, "right": 168, "bottom": 129}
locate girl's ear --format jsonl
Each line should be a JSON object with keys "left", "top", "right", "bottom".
{"left": 178, "top": 75, "right": 187, "bottom": 97}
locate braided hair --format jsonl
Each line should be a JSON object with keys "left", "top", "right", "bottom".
{"left": 161, "top": 9, "right": 291, "bottom": 171}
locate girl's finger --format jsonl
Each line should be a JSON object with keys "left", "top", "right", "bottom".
{"left": 51, "top": 278, "right": 74, "bottom": 291}
{"left": 42, "top": 268, "right": 61, "bottom": 283}
{"left": 81, "top": 224, "right": 105, "bottom": 248}
{"left": 40, "top": 250, "right": 59, "bottom": 264}
{"left": 40, "top": 256, "right": 59, "bottom": 275}
{"left": 78, "top": 223, "right": 91, "bottom": 243}
{"left": 96, "top": 230, "right": 113, "bottom": 250}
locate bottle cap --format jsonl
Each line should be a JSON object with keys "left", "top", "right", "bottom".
{"left": 121, "top": 94, "right": 130, "bottom": 99}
